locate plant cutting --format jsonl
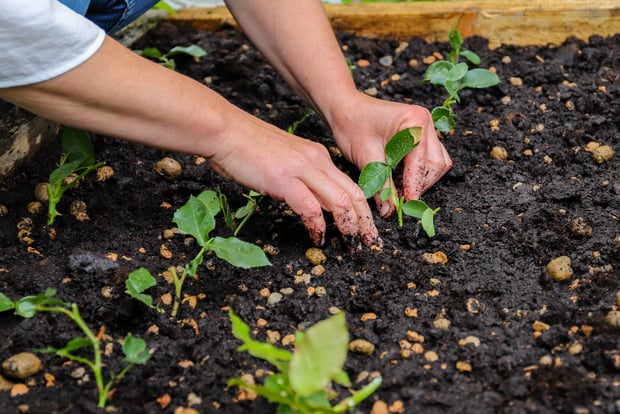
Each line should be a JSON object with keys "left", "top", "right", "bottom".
{"left": 228, "top": 310, "right": 382, "bottom": 413}
{"left": 423, "top": 25, "right": 500, "bottom": 132}
{"left": 135, "top": 44, "right": 207, "bottom": 70}
{"left": 0, "top": 288, "right": 152, "bottom": 408}
{"left": 46, "top": 127, "right": 105, "bottom": 225}
{"left": 358, "top": 127, "right": 439, "bottom": 236}
{"left": 217, "top": 188, "right": 265, "bottom": 237}
{"left": 126, "top": 190, "right": 271, "bottom": 317}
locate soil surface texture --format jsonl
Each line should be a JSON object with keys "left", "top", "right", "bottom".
{"left": 1, "top": 22, "right": 619, "bottom": 414}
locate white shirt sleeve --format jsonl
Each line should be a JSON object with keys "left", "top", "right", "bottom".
{"left": 0, "top": 0, "right": 106, "bottom": 88}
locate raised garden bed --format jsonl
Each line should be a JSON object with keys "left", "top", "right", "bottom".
{"left": 0, "top": 2, "right": 619, "bottom": 413}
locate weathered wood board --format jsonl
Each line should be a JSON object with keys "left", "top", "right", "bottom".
{"left": 168, "top": 0, "right": 620, "bottom": 48}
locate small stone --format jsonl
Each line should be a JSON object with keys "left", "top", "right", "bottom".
{"left": 0, "top": 375, "right": 14, "bottom": 391}
{"left": 408, "top": 58, "right": 419, "bottom": 68}
{"left": 10, "top": 383, "right": 28, "bottom": 397}
{"left": 70, "top": 367, "right": 86, "bottom": 379}
{"left": 371, "top": 400, "right": 389, "bottom": 414}
{"left": 406, "top": 331, "right": 424, "bottom": 343}
{"left": 69, "top": 200, "right": 89, "bottom": 221}
{"left": 310, "top": 265, "right": 325, "bottom": 276}
{"left": 510, "top": 77, "right": 523, "bottom": 87}
{"left": 0, "top": 204, "right": 8, "bottom": 216}
{"left": 605, "top": 311, "right": 620, "bottom": 328}
{"left": 26, "top": 201, "right": 42, "bottom": 215}
{"left": 159, "top": 244, "right": 173, "bottom": 259}
{"left": 357, "top": 59, "right": 370, "bottom": 68}
{"left": 591, "top": 145, "right": 614, "bottom": 163}
{"left": 314, "top": 286, "right": 327, "bottom": 297}
{"left": 349, "top": 339, "right": 375, "bottom": 355}
{"left": 281, "top": 334, "right": 296, "bottom": 346}
{"left": 570, "top": 217, "right": 593, "bottom": 237}
{"left": 404, "top": 307, "right": 418, "bottom": 318}
{"left": 422, "top": 251, "right": 448, "bottom": 264}
{"left": 305, "top": 247, "right": 327, "bottom": 265}
{"left": 490, "top": 146, "right": 508, "bottom": 160}
{"left": 532, "top": 320, "right": 551, "bottom": 333}
{"left": 546, "top": 256, "right": 573, "bottom": 282}
{"left": 266, "top": 330, "right": 281, "bottom": 344}
{"left": 568, "top": 342, "right": 583, "bottom": 355}
{"left": 456, "top": 361, "right": 473, "bottom": 372}
{"left": 433, "top": 317, "right": 451, "bottom": 330}
{"left": 173, "top": 408, "right": 199, "bottom": 414}
{"left": 424, "top": 351, "right": 439, "bottom": 362}
{"left": 458, "top": 336, "right": 481, "bottom": 347}
{"left": 539, "top": 355, "right": 553, "bottom": 366}
{"left": 501, "top": 56, "right": 512, "bottom": 64}
{"left": 389, "top": 400, "right": 405, "bottom": 413}
{"left": 267, "top": 292, "right": 283, "bottom": 307}
{"left": 256, "top": 318, "right": 268, "bottom": 328}
{"left": 379, "top": 55, "right": 393, "bottom": 66}
{"left": 34, "top": 183, "right": 49, "bottom": 202}
{"left": 259, "top": 288, "right": 271, "bottom": 298}
{"left": 423, "top": 55, "right": 436, "bottom": 65}
{"left": 96, "top": 165, "right": 115, "bottom": 182}
{"left": 361, "top": 312, "right": 377, "bottom": 322}
{"left": 501, "top": 96, "right": 511, "bottom": 105}
{"left": 2, "top": 353, "right": 42, "bottom": 380}
{"left": 155, "top": 157, "right": 182, "bottom": 180}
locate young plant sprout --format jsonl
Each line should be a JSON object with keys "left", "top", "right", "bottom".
{"left": 358, "top": 127, "right": 439, "bottom": 237}
{"left": 423, "top": 25, "right": 500, "bottom": 132}
{"left": 126, "top": 190, "right": 270, "bottom": 317}
{"left": 228, "top": 310, "right": 382, "bottom": 413}
{"left": 0, "top": 289, "right": 152, "bottom": 408}
{"left": 217, "top": 189, "right": 265, "bottom": 237}
{"left": 135, "top": 44, "right": 207, "bottom": 70}
{"left": 287, "top": 108, "right": 316, "bottom": 135}
{"left": 47, "top": 127, "right": 105, "bottom": 225}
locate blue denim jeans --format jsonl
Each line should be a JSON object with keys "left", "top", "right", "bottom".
{"left": 59, "top": 0, "right": 159, "bottom": 33}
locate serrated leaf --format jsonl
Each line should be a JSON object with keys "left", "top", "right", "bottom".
{"left": 461, "top": 68, "right": 500, "bottom": 89}
{"left": 385, "top": 127, "right": 421, "bottom": 169}
{"left": 449, "top": 25, "right": 463, "bottom": 51}
{"left": 209, "top": 237, "right": 271, "bottom": 268}
{"left": 173, "top": 195, "right": 215, "bottom": 246}
{"left": 196, "top": 190, "right": 221, "bottom": 217}
{"left": 289, "top": 312, "right": 348, "bottom": 397}
{"left": 358, "top": 162, "right": 391, "bottom": 198}
{"left": 122, "top": 334, "right": 152, "bottom": 364}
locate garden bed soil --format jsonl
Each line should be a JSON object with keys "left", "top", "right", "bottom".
{"left": 0, "top": 22, "right": 619, "bottom": 414}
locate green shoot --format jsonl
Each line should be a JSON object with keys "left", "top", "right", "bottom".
{"left": 358, "top": 127, "right": 439, "bottom": 236}
{"left": 47, "top": 127, "right": 105, "bottom": 225}
{"left": 126, "top": 190, "right": 270, "bottom": 317}
{"left": 135, "top": 44, "right": 207, "bottom": 70}
{"left": 423, "top": 25, "right": 500, "bottom": 132}
{"left": 228, "top": 310, "right": 382, "bottom": 413}
{"left": 232, "top": 190, "right": 264, "bottom": 237}
{"left": 0, "top": 289, "right": 152, "bottom": 408}
{"left": 287, "top": 108, "right": 316, "bottom": 135}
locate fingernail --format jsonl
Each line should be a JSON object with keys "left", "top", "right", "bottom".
{"left": 379, "top": 202, "right": 390, "bottom": 217}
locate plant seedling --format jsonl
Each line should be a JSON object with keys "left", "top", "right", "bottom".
{"left": 135, "top": 44, "right": 207, "bottom": 70}
{"left": 287, "top": 108, "right": 316, "bottom": 135}
{"left": 423, "top": 25, "right": 500, "bottom": 132}
{"left": 0, "top": 288, "right": 152, "bottom": 408}
{"left": 47, "top": 127, "right": 105, "bottom": 225}
{"left": 126, "top": 190, "right": 270, "bottom": 317}
{"left": 358, "top": 127, "right": 439, "bottom": 236}
{"left": 228, "top": 310, "right": 382, "bottom": 413}
{"left": 217, "top": 189, "right": 265, "bottom": 237}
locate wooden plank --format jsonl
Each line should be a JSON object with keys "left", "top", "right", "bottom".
{"left": 167, "top": 0, "right": 620, "bottom": 48}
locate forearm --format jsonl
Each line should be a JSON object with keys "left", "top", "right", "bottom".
{"left": 224, "top": 0, "right": 359, "bottom": 128}
{"left": 0, "top": 36, "right": 238, "bottom": 160}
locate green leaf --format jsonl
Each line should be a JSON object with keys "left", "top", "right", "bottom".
{"left": 334, "top": 376, "right": 383, "bottom": 411}
{"left": 61, "top": 127, "right": 95, "bottom": 166}
{"left": 60, "top": 337, "right": 92, "bottom": 353}
{"left": 49, "top": 159, "right": 84, "bottom": 184}
{"left": 137, "top": 47, "right": 163, "bottom": 59}
{"left": 431, "top": 107, "right": 455, "bottom": 133}
{"left": 421, "top": 208, "right": 437, "bottom": 237}
{"left": 0, "top": 293, "right": 15, "bottom": 312}
{"left": 209, "top": 237, "right": 271, "bottom": 268}
{"left": 358, "top": 162, "right": 391, "bottom": 198}
{"left": 379, "top": 187, "right": 392, "bottom": 202}
{"left": 447, "top": 62, "right": 468, "bottom": 82}
{"left": 229, "top": 309, "right": 292, "bottom": 370}
{"left": 196, "top": 190, "right": 221, "bottom": 218}
{"left": 461, "top": 68, "right": 500, "bottom": 89}
{"left": 15, "top": 299, "right": 38, "bottom": 318}
{"left": 289, "top": 312, "right": 349, "bottom": 397}
{"left": 423, "top": 60, "right": 453, "bottom": 84}
{"left": 228, "top": 375, "right": 293, "bottom": 407}
{"left": 166, "top": 45, "right": 207, "bottom": 58}
{"left": 448, "top": 25, "right": 463, "bottom": 51}
{"left": 173, "top": 195, "right": 215, "bottom": 246}
{"left": 401, "top": 200, "right": 430, "bottom": 218}
{"left": 122, "top": 334, "right": 152, "bottom": 364}
{"left": 125, "top": 268, "right": 157, "bottom": 307}
{"left": 460, "top": 49, "right": 481, "bottom": 65}
{"left": 384, "top": 127, "right": 422, "bottom": 169}
{"left": 153, "top": 1, "right": 176, "bottom": 14}
{"left": 14, "top": 289, "right": 64, "bottom": 318}
{"left": 444, "top": 80, "right": 461, "bottom": 103}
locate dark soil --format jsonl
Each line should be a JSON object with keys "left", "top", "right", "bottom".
{"left": 1, "top": 21, "right": 619, "bottom": 414}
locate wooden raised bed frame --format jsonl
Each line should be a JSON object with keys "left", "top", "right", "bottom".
{"left": 168, "top": 0, "right": 620, "bottom": 49}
